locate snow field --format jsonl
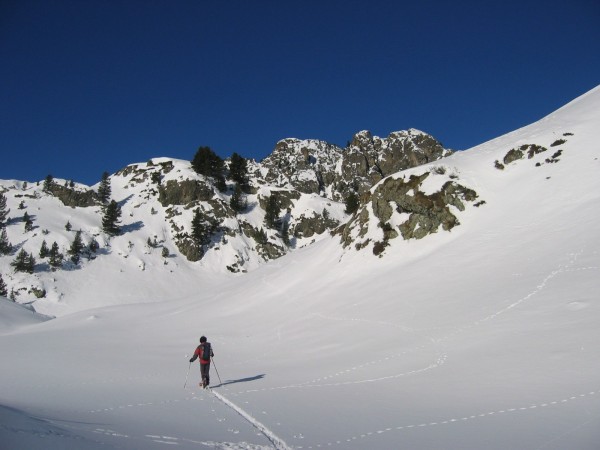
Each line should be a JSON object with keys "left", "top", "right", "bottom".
{"left": 1, "top": 86, "right": 600, "bottom": 449}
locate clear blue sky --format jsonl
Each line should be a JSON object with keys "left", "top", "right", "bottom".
{"left": 1, "top": 0, "right": 599, "bottom": 186}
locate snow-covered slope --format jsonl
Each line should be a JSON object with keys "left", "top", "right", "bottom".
{"left": 0, "top": 157, "right": 347, "bottom": 316}
{"left": 0, "top": 297, "right": 51, "bottom": 334}
{"left": 0, "top": 86, "right": 599, "bottom": 449}
{"left": 0, "top": 126, "right": 452, "bottom": 316}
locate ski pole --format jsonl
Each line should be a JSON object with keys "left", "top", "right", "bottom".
{"left": 184, "top": 361, "right": 191, "bottom": 389}
{"left": 211, "top": 357, "right": 222, "bottom": 385}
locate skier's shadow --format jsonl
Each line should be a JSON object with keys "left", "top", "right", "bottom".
{"left": 213, "top": 374, "right": 265, "bottom": 388}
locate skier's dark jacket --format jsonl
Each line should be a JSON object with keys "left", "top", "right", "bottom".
{"left": 190, "top": 342, "right": 214, "bottom": 364}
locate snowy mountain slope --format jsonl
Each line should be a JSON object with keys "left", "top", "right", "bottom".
{"left": 338, "top": 86, "right": 600, "bottom": 259}
{"left": 0, "top": 126, "right": 450, "bottom": 316}
{"left": 0, "top": 158, "right": 345, "bottom": 315}
{"left": 0, "top": 85, "right": 599, "bottom": 449}
{"left": 0, "top": 297, "right": 51, "bottom": 334}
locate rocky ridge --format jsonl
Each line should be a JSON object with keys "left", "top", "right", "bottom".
{"left": 0, "top": 128, "right": 458, "bottom": 307}
{"left": 133, "top": 128, "right": 455, "bottom": 268}
{"left": 255, "top": 129, "right": 452, "bottom": 201}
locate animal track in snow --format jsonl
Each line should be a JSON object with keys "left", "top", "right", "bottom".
{"left": 221, "top": 352, "right": 447, "bottom": 397}
{"left": 295, "top": 389, "right": 600, "bottom": 449}
{"left": 434, "top": 250, "right": 585, "bottom": 342}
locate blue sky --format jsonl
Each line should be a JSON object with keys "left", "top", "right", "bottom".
{"left": 1, "top": 0, "right": 599, "bottom": 186}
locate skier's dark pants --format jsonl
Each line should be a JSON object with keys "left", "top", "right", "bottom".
{"left": 201, "top": 362, "right": 210, "bottom": 385}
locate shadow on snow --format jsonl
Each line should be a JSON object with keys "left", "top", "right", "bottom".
{"left": 212, "top": 374, "right": 265, "bottom": 388}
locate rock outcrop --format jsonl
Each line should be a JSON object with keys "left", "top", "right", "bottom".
{"left": 339, "top": 167, "right": 479, "bottom": 255}
{"left": 254, "top": 129, "right": 452, "bottom": 204}
{"left": 339, "top": 129, "right": 452, "bottom": 196}
{"left": 158, "top": 179, "right": 214, "bottom": 206}
{"left": 47, "top": 183, "right": 98, "bottom": 207}
{"left": 256, "top": 138, "right": 342, "bottom": 195}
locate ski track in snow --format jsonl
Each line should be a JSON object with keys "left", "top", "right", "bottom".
{"left": 211, "top": 389, "right": 292, "bottom": 450}
{"left": 86, "top": 388, "right": 287, "bottom": 449}
{"left": 81, "top": 251, "right": 599, "bottom": 448}
{"left": 84, "top": 390, "right": 276, "bottom": 449}
{"left": 59, "top": 420, "right": 273, "bottom": 449}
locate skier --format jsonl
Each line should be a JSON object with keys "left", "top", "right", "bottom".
{"left": 190, "top": 336, "right": 214, "bottom": 388}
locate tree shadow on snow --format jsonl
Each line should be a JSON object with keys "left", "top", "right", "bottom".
{"left": 213, "top": 374, "right": 265, "bottom": 388}
{"left": 116, "top": 194, "right": 134, "bottom": 208}
{"left": 121, "top": 220, "right": 144, "bottom": 234}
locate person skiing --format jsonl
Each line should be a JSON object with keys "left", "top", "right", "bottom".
{"left": 190, "top": 336, "right": 214, "bottom": 388}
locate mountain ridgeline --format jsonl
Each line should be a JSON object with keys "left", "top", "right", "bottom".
{"left": 0, "top": 127, "right": 475, "bottom": 305}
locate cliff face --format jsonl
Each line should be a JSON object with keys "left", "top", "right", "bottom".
{"left": 255, "top": 129, "right": 452, "bottom": 200}
{"left": 340, "top": 129, "right": 452, "bottom": 196}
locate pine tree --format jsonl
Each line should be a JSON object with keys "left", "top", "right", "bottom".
{"left": 230, "top": 184, "right": 247, "bottom": 213}
{"left": 264, "top": 194, "right": 281, "bottom": 229}
{"left": 68, "top": 230, "right": 84, "bottom": 264}
{"left": 11, "top": 249, "right": 34, "bottom": 273}
{"left": 23, "top": 211, "right": 33, "bottom": 232}
{"left": 102, "top": 200, "right": 122, "bottom": 236}
{"left": 228, "top": 152, "right": 249, "bottom": 189}
{"left": 191, "top": 146, "right": 225, "bottom": 179}
{"left": 161, "top": 246, "right": 169, "bottom": 258}
{"left": 39, "top": 240, "right": 50, "bottom": 258}
{"left": 25, "top": 253, "right": 35, "bottom": 274}
{"left": 281, "top": 219, "right": 290, "bottom": 247}
{"left": 191, "top": 208, "right": 211, "bottom": 247}
{"left": 254, "top": 227, "right": 268, "bottom": 245}
{"left": 0, "top": 192, "right": 9, "bottom": 228}
{"left": 49, "top": 242, "right": 63, "bottom": 269}
{"left": 12, "top": 248, "right": 27, "bottom": 272}
{"left": 97, "top": 171, "right": 111, "bottom": 203}
{"left": 43, "top": 174, "right": 54, "bottom": 192}
{"left": 65, "top": 221, "right": 72, "bottom": 231}
{"left": 344, "top": 192, "right": 360, "bottom": 214}
{"left": 0, "top": 228, "right": 12, "bottom": 255}
{"left": 0, "top": 273, "right": 8, "bottom": 297}
{"left": 214, "top": 174, "right": 226, "bottom": 192}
